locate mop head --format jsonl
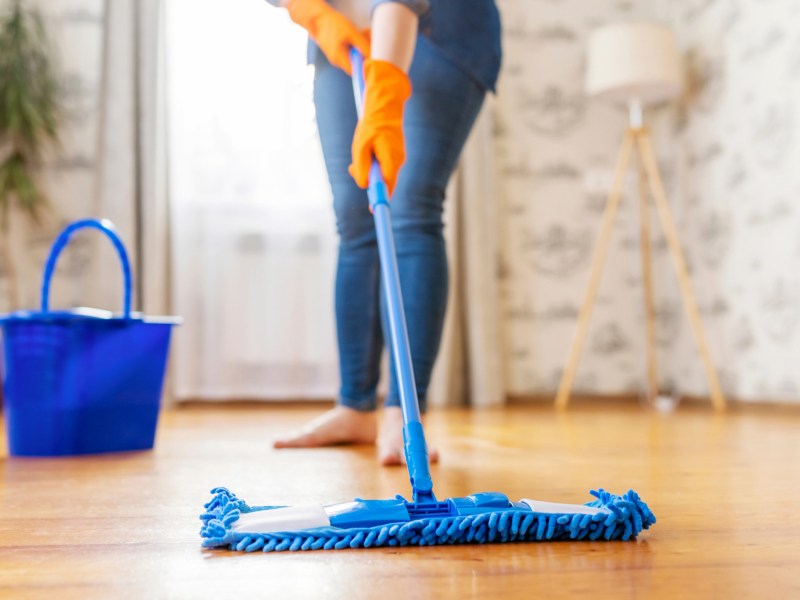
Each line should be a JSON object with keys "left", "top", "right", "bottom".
{"left": 200, "top": 487, "right": 655, "bottom": 553}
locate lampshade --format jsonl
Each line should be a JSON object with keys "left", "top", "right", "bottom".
{"left": 586, "top": 21, "right": 682, "bottom": 105}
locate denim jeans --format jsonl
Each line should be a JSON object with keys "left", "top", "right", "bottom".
{"left": 313, "top": 36, "right": 485, "bottom": 412}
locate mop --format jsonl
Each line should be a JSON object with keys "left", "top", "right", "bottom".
{"left": 199, "top": 50, "right": 656, "bottom": 553}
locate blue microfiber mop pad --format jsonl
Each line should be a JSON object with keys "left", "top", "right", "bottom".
{"left": 199, "top": 487, "right": 656, "bottom": 552}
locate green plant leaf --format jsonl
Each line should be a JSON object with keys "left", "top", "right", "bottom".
{"left": 0, "top": 0, "right": 60, "bottom": 229}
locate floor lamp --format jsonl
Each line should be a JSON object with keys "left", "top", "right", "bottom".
{"left": 554, "top": 22, "right": 726, "bottom": 411}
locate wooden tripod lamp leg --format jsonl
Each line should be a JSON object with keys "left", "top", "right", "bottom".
{"left": 636, "top": 131, "right": 727, "bottom": 411}
{"left": 555, "top": 131, "right": 635, "bottom": 409}
{"left": 637, "top": 149, "right": 659, "bottom": 404}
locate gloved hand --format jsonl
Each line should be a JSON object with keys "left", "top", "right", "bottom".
{"left": 349, "top": 59, "right": 411, "bottom": 196}
{"left": 286, "top": 0, "right": 371, "bottom": 75}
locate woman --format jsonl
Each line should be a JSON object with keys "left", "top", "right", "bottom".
{"left": 271, "top": 0, "right": 501, "bottom": 465}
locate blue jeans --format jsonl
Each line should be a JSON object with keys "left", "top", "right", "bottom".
{"left": 313, "top": 37, "right": 485, "bottom": 412}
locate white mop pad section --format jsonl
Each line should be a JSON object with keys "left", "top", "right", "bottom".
{"left": 521, "top": 499, "right": 605, "bottom": 515}
{"left": 231, "top": 505, "right": 330, "bottom": 534}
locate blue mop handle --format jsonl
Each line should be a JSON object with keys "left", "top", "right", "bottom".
{"left": 350, "top": 49, "right": 435, "bottom": 503}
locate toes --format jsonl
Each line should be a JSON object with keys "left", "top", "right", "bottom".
{"left": 273, "top": 431, "right": 313, "bottom": 448}
{"left": 378, "top": 447, "right": 403, "bottom": 466}
{"left": 272, "top": 407, "right": 378, "bottom": 449}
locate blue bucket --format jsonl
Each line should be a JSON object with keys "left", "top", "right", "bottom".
{"left": 0, "top": 219, "right": 181, "bottom": 456}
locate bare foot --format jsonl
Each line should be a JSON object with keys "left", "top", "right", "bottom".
{"left": 273, "top": 406, "right": 377, "bottom": 448}
{"left": 378, "top": 406, "right": 440, "bottom": 466}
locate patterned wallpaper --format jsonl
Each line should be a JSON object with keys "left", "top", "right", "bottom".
{"left": 657, "top": 0, "right": 800, "bottom": 402}
{"left": 494, "top": 0, "right": 800, "bottom": 402}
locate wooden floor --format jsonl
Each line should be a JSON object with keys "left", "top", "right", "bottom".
{"left": 2, "top": 401, "right": 800, "bottom": 599}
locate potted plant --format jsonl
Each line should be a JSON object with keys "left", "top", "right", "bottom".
{"left": 0, "top": 0, "right": 61, "bottom": 311}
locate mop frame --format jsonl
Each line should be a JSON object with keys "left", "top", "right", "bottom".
{"left": 201, "top": 488, "right": 655, "bottom": 552}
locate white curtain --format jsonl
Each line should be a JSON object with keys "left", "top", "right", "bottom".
{"left": 166, "top": 0, "right": 339, "bottom": 401}
{"left": 83, "top": 0, "right": 169, "bottom": 315}
{"left": 429, "top": 98, "right": 507, "bottom": 408}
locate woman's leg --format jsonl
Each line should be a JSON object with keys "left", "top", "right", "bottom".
{"left": 378, "top": 38, "right": 486, "bottom": 464}
{"left": 275, "top": 53, "right": 383, "bottom": 448}
{"left": 276, "top": 40, "right": 485, "bottom": 458}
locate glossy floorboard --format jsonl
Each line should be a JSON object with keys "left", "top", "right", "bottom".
{"left": 2, "top": 401, "right": 799, "bottom": 599}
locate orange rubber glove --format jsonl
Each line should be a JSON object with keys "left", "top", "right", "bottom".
{"left": 286, "top": 0, "right": 370, "bottom": 75}
{"left": 349, "top": 59, "right": 411, "bottom": 197}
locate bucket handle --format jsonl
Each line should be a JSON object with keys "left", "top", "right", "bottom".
{"left": 41, "top": 219, "right": 133, "bottom": 319}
